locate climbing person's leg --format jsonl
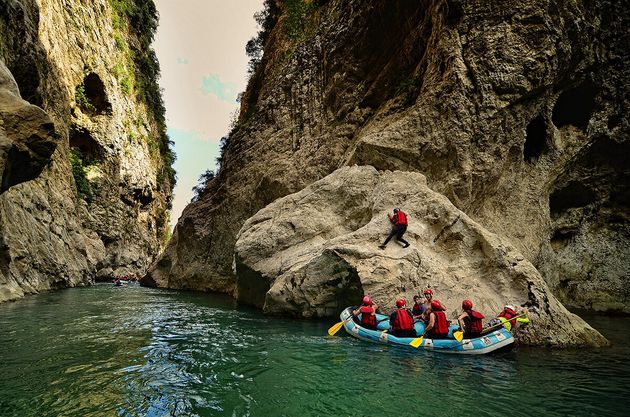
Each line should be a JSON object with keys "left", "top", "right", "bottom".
{"left": 396, "top": 226, "right": 410, "bottom": 248}
{"left": 380, "top": 228, "right": 397, "bottom": 249}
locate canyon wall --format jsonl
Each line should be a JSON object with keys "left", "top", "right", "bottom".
{"left": 145, "top": 0, "right": 628, "bottom": 343}
{"left": 0, "top": 0, "right": 174, "bottom": 302}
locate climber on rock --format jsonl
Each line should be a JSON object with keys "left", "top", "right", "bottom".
{"left": 379, "top": 208, "right": 410, "bottom": 249}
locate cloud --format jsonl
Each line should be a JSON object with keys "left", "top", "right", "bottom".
{"left": 201, "top": 74, "right": 239, "bottom": 103}
{"left": 153, "top": 0, "right": 263, "bottom": 226}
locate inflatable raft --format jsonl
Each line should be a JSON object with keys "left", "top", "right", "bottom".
{"left": 340, "top": 307, "right": 515, "bottom": 355}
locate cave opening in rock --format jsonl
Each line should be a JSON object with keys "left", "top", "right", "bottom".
{"left": 81, "top": 73, "right": 111, "bottom": 115}
{"left": 133, "top": 187, "right": 154, "bottom": 206}
{"left": 549, "top": 181, "right": 598, "bottom": 218}
{"left": 552, "top": 82, "right": 597, "bottom": 129}
{"left": 524, "top": 115, "right": 547, "bottom": 162}
{"left": 69, "top": 126, "right": 104, "bottom": 163}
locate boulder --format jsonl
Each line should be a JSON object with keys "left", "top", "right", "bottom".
{"left": 235, "top": 166, "right": 607, "bottom": 347}
{"left": 0, "top": 59, "right": 58, "bottom": 193}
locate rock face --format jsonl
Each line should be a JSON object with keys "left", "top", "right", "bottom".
{"left": 0, "top": 60, "right": 58, "bottom": 193}
{"left": 147, "top": 0, "right": 628, "bottom": 325}
{"left": 0, "top": 0, "right": 173, "bottom": 302}
{"left": 235, "top": 166, "right": 606, "bottom": 347}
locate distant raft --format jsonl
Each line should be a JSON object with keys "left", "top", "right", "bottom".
{"left": 339, "top": 307, "right": 515, "bottom": 355}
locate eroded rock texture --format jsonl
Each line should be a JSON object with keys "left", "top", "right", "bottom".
{"left": 148, "top": 0, "right": 628, "bottom": 325}
{"left": 0, "top": 60, "right": 58, "bottom": 193}
{"left": 235, "top": 166, "right": 606, "bottom": 346}
{"left": 0, "top": 0, "right": 173, "bottom": 302}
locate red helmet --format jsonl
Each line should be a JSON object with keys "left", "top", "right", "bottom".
{"left": 462, "top": 299, "right": 473, "bottom": 310}
{"left": 362, "top": 296, "right": 372, "bottom": 306}
{"left": 431, "top": 300, "right": 445, "bottom": 311}
{"left": 396, "top": 298, "right": 406, "bottom": 308}
{"left": 423, "top": 288, "right": 433, "bottom": 295}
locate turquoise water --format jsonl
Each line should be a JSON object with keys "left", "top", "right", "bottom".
{"left": 0, "top": 284, "right": 628, "bottom": 417}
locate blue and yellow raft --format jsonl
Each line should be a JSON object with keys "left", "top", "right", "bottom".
{"left": 340, "top": 307, "right": 515, "bottom": 355}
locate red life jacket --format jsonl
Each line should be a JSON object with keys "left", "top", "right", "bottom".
{"left": 395, "top": 211, "right": 408, "bottom": 226}
{"left": 359, "top": 306, "right": 377, "bottom": 327}
{"left": 392, "top": 309, "right": 414, "bottom": 331}
{"left": 499, "top": 308, "right": 518, "bottom": 328}
{"left": 463, "top": 309, "right": 484, "bottom": 334}
{"left": 428, "top": 311, "right": 449, "bottom": 336}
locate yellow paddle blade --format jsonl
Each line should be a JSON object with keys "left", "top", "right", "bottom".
{"left": 409, "top": 336, "right": 423, "bottom": 348}
{"left": 453, "top": 331, "right": 464, "bottom": 342}
{"left": 327, "top": 321, "right": 344, "bottom": 336}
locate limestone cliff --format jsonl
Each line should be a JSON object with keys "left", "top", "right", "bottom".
{"left": 147, "top": 0, "right": 628, "bottom": 329}
{"left": 0, "top": 0, "right": 174, "bottom": 302}
{"left": 235, "top": 166, "right": 606, "bottom": 347}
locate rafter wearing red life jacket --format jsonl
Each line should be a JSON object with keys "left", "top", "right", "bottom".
{"left": 499, "top": 306, "right": 518, "bottom": 328}
{"left": 359, "top": 305, "right": 377, "bottom": 329}
{"left": 463, "top": 309, "right": 485, "bottom": 336}
{"left": 428, "top": 311, "right": 449, "bottom": 338}
{"left": 392, "top": 309, "right": 414, "bottom": 332}
{"left": 427, "top": 300, "right": 450, "bottom": 339}
{"left": 394, "top": 210, "right": 408, "bottom": 226}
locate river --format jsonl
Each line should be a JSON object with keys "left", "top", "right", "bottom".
{"left": 0, "top": 284, "right": 628, "bottom": 417}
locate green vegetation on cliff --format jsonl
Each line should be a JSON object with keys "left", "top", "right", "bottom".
{"left": 109, "top": 0, "right": 176, "bottom": 198}
{"left": 69, "top": 148, "right": 93, "bottom": 203}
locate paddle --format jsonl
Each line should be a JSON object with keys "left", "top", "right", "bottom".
{"left": 410, "top": 312, "right": 529, "bottom": 348}
{"left": 487, "top": 313, "right": 529, "bottom": 333}
{"left": 454, "top": 310, "right": 531, "bottom": 341}
{"left": 409, "top": 334, "right": 424, "bottom": 348}
{"left": 327, "top": 321, "right": 345, "bottom": 336}
{"left": 442, "top": 315, "right": 529, "bottom": 350}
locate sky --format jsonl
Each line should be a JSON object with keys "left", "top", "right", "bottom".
{"left": 153, "top": 0, "right": 263, "bottom": 227}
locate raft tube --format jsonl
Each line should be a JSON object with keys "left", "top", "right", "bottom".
{"left": 340, "top": 307, "right": 514, "bottom": 355}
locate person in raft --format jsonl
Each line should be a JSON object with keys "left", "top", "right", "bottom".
{"left": 424, "top": 299, "right": 450, "bottom": 339}
{"left": 379, "top": 208, "right": 410, "bottom": 249}
{"left": 484, "top": 305, "right": 529, "bottom": 331}
{"left": 412, "top": 295, "right": 425, "bottom": 320}
{"left": 389, "top": 298, "right": 416, "bottom": 337}
{"left": 352, "top": 296, "right": 379, "bottom": 330}
{"left": 419, "top": 288, "right": 434, "bottom": 323}
{"left": 457, "top": 299, "right": 485, "bottom": 338}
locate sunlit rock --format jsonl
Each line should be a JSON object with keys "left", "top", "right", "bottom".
{"left": 235, "top": 166, "right": 607, "bottom": 347}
